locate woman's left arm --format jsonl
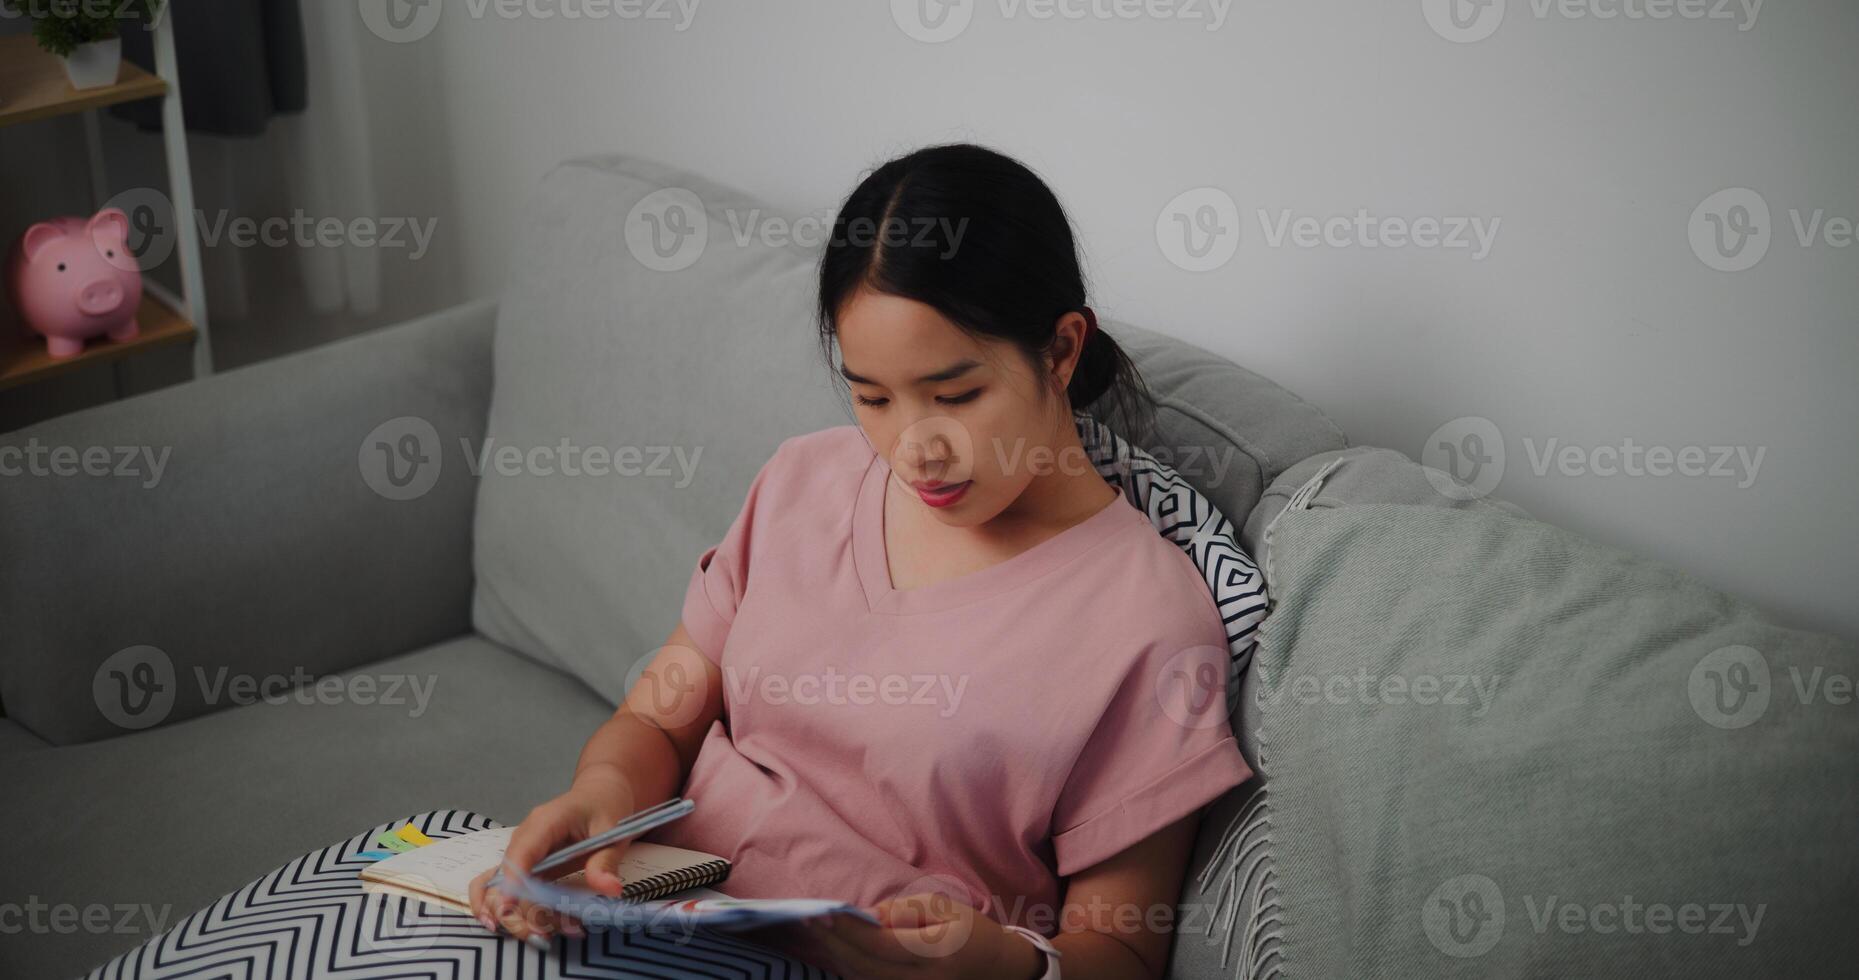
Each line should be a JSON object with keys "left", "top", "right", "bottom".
{"left": 1039, "top": 809, "right": 1202, "bottom": 979}
{"left": 795, "top": 810, "right": 1203, "bottom": 979}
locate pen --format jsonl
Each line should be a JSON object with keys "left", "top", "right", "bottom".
{"left": 488, "top": 796, "right": 695, "bottom": 889}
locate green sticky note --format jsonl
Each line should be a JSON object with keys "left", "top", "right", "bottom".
{"left": 374, "top": 831, "right": 416, "bottom": 853}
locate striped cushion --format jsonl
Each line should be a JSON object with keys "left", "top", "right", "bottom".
{"left": 1077, "top": 414, "right": 1269, "bottom": 714}
{"left": 85, "top": 810, "right": 835, "bottom": 979}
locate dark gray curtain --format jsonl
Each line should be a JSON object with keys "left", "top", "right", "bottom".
{"left": 109, "top": 0, "right": 307, "bottom": 137}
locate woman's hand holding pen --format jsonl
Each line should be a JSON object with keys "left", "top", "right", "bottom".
{"left": 467, "top": 764, "right": 638, "bottom": 946}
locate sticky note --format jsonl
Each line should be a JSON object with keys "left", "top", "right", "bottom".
{"left": 358, "top": 850, "right": 394, "bottom": 861}
{"left": 395, "top": 824, "right": 435, "bottom": 847}
{"left": 374, "top": 831, "right": 416, "bottom": 853}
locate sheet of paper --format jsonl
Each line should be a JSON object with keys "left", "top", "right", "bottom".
{"left": 497, "top": 870, "right": 879, "bottom": 933}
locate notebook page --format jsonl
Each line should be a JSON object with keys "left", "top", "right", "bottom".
{"left": 361, "top": 826, "right": 727, "bottom": 904}
{"left": 362, "top": 827, "right": 516, "bottom": 899}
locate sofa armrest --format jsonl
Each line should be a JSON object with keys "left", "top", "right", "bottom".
{"left": 0, "top": 298, "right": 497, "bottom": 746}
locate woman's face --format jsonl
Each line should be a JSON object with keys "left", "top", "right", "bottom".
{"left": 835, "top": 287, "right": 1084, "bottom": 528}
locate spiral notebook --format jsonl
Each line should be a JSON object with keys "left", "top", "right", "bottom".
{"left": 359, "top": 825, "right": 730, "bottom": 912}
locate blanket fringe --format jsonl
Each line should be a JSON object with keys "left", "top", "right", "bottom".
{"left": 1196, "top": 787, "right": 1282, "bottom": 980}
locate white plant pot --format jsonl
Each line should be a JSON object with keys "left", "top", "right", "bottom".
{"left": 61, "top": 37, "right": 124, "bottom": 91}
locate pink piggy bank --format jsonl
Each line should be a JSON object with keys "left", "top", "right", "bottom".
{"left": 5, "top": 209, "right": 143, "bottom": 360}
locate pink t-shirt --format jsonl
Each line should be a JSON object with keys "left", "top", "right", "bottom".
{"left": 643, "top": 425, "right": 1252, "bottom": 932}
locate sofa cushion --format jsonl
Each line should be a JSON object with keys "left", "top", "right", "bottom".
{"left": 1108, "top": 318, "right": 1347, "bottom": 539}
{"left": 471, "top": 152, "right": 1347, "bottom": 704}
{"left": 1176, "top": 450, "right": 1534, "bottom": 979}
{"left": 0, "top": 299, "right": 497, "bottom": 746}
{"left": 470, "top": 154, "right": 848, "bottom": 703}
{"left": 1205, "top": 493, "right": 1858, "bottom": 977}
{"left": 1239, "top": 446, "right": 1530, "bottom": 559}
{"left": 0, "top": 634, "right": 613, "bottom": 980}
{"left": 0, "top": 718, "right": 46, "bottom": 756}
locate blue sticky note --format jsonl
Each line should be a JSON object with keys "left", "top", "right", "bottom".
{"left": 358, "top": 850, "right": 394, "bottom": 861}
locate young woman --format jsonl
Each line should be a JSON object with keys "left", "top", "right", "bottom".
{"left": 471, "top": 144, "right": 1255, "bottom": 979}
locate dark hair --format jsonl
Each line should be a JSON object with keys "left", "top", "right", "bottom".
{"left": 816, "top": 143, "right": 1157, "bottom": 440}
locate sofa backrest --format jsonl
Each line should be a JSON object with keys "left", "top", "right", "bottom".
{"left": 0, "top": 301, "right": 498, "bottom": 745}
{"left": 470, "top": 151, "right": 1348, "bottom": 703}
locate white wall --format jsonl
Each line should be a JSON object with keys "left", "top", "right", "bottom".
{"left": 386, "top": 0, "right": 1855, "bottom": 639}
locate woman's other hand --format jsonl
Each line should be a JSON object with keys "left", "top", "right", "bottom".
{"left": 796, "top": 892, "right": 1047, "bottom": 980}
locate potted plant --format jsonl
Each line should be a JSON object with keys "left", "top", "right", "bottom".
{"left": 1, "top": 0, "right": 166, "bottom": 90}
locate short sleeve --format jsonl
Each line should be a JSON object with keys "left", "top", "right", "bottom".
{"left": 1049, "top": 634, "right": 1255, "bottom": 877}
{"left": 681, "top": 447, "right": 783, "bottom": 665}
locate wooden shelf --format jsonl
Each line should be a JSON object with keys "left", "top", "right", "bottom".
{"left": 0, "top": 293, "right": 196, "bottom": 390}
{"left": 0, "top": 35, "right": 168, "bottom": 130}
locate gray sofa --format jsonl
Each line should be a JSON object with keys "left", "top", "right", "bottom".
{"left": 3, "top": 154, "right": 1850, "bottom": 979}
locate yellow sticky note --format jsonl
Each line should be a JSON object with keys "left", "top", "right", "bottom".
{"left": 394, "top": 824, "right": 434, "bottom": 847}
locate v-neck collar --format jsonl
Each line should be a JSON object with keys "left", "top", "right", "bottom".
{"left": 852, "top": 449, "right": 1139, "bottom": 616}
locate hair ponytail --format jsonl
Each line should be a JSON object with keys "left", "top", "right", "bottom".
{"left": 1065, "top": 305, "right": 1152, "bottom": 438}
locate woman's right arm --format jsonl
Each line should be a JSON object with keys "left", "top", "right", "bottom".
{"left": 469, "top": 621, "right": 724, "bottom": 940}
